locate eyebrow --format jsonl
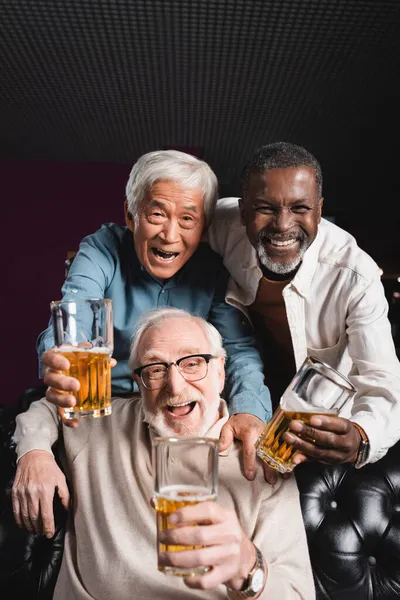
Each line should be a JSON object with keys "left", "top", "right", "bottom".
{"left": 253, "top": 197, "right": 314, "bottom": 205}
{"left": 140, "top": 347, "right": 204, "bottom": 364}
{"left": 146, "top": 200, "right": 199, "bottom": 213}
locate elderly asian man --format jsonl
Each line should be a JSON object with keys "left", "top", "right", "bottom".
{"left": 12, "top": 150, "right": 272, "bottom": 538}
{"left": 13, "top": 308, "right": 315, "bottom": 600}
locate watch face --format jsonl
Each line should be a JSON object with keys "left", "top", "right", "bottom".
{"left": 251, "top": 568, "right": 265, "bottom": 593}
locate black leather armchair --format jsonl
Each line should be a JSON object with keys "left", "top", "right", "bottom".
{"left": 1, "top": 404, "right": 400, "bottom": 600}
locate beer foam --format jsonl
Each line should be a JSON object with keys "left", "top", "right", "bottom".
{"left": 157, "top": 485, "right": 216, "bottom": 503}
{"left": 54, "top": 345, "right": 111, "bottom": 354}
{"left": 280, "top": 390, "right": 338, "bottom": 414}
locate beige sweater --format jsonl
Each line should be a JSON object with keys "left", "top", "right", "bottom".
{"left": 14, "top": 398, "right": 315, "bottom": 600}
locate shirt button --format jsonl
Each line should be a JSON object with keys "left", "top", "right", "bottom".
{"left": 368, "top": 556, "right": 376, "bottom": 566}
{"left": 329, "top": 500, "right": 337, "bottom": 509}
{"left": 161, "top": 290, "right": 165, "bottom": 294}
{"left": 242, "top": 262, "right": 249, "bottom": 269}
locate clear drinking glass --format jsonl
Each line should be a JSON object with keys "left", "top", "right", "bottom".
{"left": 152, "top": 437, "right": 219, "bottom": 577}
{"left": 255, "top": 356, "right": 356, "bottom": 473}
{"left": 50, "top": 298, "right": 113, "bottom": 419}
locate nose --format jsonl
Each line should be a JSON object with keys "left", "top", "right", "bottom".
{"left": 165, "top": 364, "right": 187, "bottom": 395}
{"left": 159, "top": 218, "right": 180, "bottom": 243}
{"left": 273, "top": 207, "right": 294, "bottom": 233}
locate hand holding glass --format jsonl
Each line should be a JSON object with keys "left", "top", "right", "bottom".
{"left": 255, "top": 356, "right": 356, "bottom": 473}
{"left": 152, "top": 437, "right": 219, "bottom": 577}
{"left": 50, "top": 298, "right": 113, "bottom": 419}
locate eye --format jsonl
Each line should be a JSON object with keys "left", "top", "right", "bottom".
{"left": 255, "top": 206, "right": 274, "bottom": 215}
{"left": 291, "top": 205, "right": 310, "bottom": 214}
{"left": 145, "top": 365, "right": 166, "bottom": 379}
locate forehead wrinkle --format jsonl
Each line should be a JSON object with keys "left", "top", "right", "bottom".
{"left": 140, "top": 346, "right": 206, "bottom": 365}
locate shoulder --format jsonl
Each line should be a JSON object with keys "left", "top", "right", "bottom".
{"left": 316, "top": 219, "right": 380, "bottom": 282}
{"left": 81, "top": 223, "right": 129, "bottom": 250}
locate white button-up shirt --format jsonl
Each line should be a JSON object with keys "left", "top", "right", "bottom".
{"left": 208, "top": 197, "right": 400, "bottom": 466}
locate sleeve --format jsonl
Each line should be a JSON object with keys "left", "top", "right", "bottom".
{"left": 254, "top": 478, "right": 315, "bottom": 600}
{"left": 346, "top": 271, "right": 400, "bottom": 465}
{"left": 207, "top": 265, "right": 272, "bottom": 422}
{"left": 36, "top": 226, "right": 117, "bottom": 374}
{"left": 13, "top": 399, "right": 61, "bottom": 460}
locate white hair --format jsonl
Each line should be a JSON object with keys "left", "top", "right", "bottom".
{"left": 128, "top": 308, "right": 226, "bottom": 371}
{"left": 125, "top": 150, "right": 218, "bottom": 226}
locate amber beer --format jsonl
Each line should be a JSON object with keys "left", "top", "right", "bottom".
{"left": 155, "top": 484, "right": 216, "bottom": 576}
{"left": 255, "top": 407, "right": 337, "bottom": 473}
{"left": 55, "top": 346, "right": 112, "bottom": 419}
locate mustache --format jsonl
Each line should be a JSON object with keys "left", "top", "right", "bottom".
{"left": 257, "top": 228, "right": 307, "bottom": 244}
{"left": 158, "top": 388, "right": 205, "bottom": 409}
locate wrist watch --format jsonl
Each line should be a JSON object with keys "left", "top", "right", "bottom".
{"left": 352, "top": 422, "right": 370, "bottom": 467}
{"left": 226, "top": 545, "right": 266, "bottom": 598}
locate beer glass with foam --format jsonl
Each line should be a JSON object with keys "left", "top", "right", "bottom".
{"left": 50, "top": 298, "right": 113, "bottom": 419}
{"left": 255, "top": 356, "right": 356, "bottom": 473}
{"left": 152, "top": 437, "right": 219, "bottom": 577}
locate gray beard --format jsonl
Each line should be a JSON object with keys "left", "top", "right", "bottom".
{"left": 256, "top": 231, "right": 309, "bottom": 276}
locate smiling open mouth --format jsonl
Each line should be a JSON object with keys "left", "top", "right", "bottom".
{"left": 268, "top": 238, "right": 298, "bottom": 248}
{"left": 152, "top": 248, "right": 180, "bottom": 261}
{"left": 166, "top": 401, "right": 197, "bottom": 416}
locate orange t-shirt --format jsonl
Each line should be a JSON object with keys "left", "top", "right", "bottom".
{"left": 250, "top": 277, "right": 296, "bottom": 409}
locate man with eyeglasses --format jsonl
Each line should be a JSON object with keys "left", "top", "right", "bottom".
{"left": 13, "top": 308, "right": 315, "bottom": 600}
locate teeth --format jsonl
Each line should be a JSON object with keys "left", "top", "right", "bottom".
{"left": 270, "top": 239, "right": 297, "bottom": 247}
{"left": 167, "top": 401, "right": 193, "bottom": 408}
{"left": 153, "top": 248, "right": 179, "bottom": 261}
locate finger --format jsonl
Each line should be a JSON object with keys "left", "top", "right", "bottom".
{"left": 44, "top": 370, "right": 80, "bottom": 393}
{"left": 160, "top": 543, "right": 238, "bottom": 572}
{"left": 26, "top": 493, "right": 42, "bottom": 534}
{"left": 291, "top": 452, "right": 308, "bottom": 466}
{"left": 170, "top": 501, "right": 223, "bottom": 526}
{"left": 287, "top": 423, "right": 341, "bottom": 449}
{"left": 219, "top": 423, "right": 234, "bottom": 452}
{"left": 42, "top": 349, "right": 70, "bottom": 371}
{"left": 283, "top": 432, "right": 345, "bottom": 463}
{"left": 11, "top": 491, "right": 23, "bottom": 528}
{"left": 242, "top": 433, "right": 258, "bottom": 481}
{"left": 184, "top": 565, "right": 231, "bottom": 590}
{"left": 160, "top": 523, "right": 234, "bottom": 548}
{"left": 38, "top": 496, "right": 55, "bottom": 538}
{"left": 296, "top": 415, "right": 350, "bottom": 435}
{"left": 46, "top": 387, "right": 77, "bottom": 408}
{"left": 19, "top": 495, "right": 35, "bottom": 533}
{"left": 110, "top": 358, "right": 117, "bottom": 368}
{"left": 262, "top": 462, "right": 278, "bottom": 485}
{"left": 57, "top": 480, "right": 70, "bottom": 511}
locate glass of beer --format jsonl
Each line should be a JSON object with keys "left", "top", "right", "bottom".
{"left": 152, "top": 437, "right": 219, "bottom": 577}
{"left": 50, "top": 298, "right": 113, "bottom": 419}
{"left": 255, "top": 356, "right": 357, "bottom": 473}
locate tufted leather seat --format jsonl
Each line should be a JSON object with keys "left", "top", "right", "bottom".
{"left": 1, "top": 405, "right": 400, "bottom": 600}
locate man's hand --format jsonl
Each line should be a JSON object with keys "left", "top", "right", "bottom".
{"left": 12, "top": 450, "right": 70, "bottom": 538}
{"left": 158, "top": 502, "right": 262, "bottom": 592}
{"left": 219, "top": 414, "right": 284, "bottom": 484}
{"left": 284, "top": 415, "right": 360, "bottom": 465}
{"left": 219, "top": 414, "right": 266, "bottom": 481}
{"left": 42, "top": 348, "right": 116, "bottom": 428}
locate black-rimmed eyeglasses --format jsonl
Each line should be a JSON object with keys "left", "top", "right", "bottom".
{"left": 134, "top": 353, "right": 216, "bottom": 390}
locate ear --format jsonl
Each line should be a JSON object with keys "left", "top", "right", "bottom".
{"left": 124, "top": 201, "right": 135, "bottom": 233}
{"left": 216, "top": 356, "right": 226, "bottom": 395}
{"left": 238, "top": 198, "right": 246, "bottom": 226}
{"left": 317, "top": 196, "right": 324, "bottom": 223}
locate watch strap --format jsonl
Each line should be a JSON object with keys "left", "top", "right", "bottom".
{"left": 352, "top": 422, "right": 369, "bottom": 467}
{"left": 226, "top": 545, "right": 265, "bottom": 598}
